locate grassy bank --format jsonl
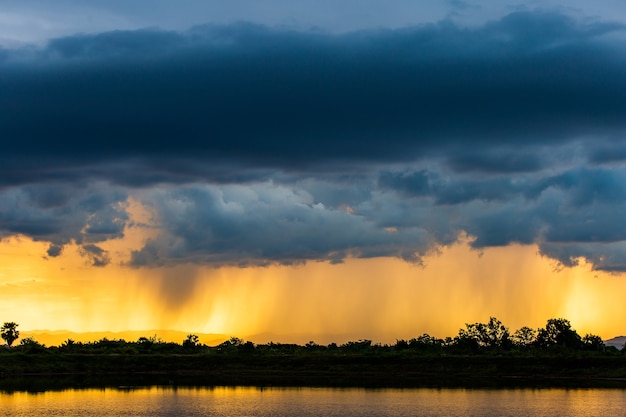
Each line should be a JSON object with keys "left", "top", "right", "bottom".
{"left": 2, "top": 317, "right": 624, "bottom": 390}
{"left": 1, "top": 352, "right": 626, "bottom": 390}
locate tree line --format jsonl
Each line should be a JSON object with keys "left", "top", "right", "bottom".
{"left": 0, "top": 318, "right": 622, "bottom": 356}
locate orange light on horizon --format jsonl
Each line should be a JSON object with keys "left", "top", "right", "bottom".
{"left": 1, "top": 235, "right": 626, "bottom": 345}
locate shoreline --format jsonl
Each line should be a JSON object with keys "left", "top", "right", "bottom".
{"left": 2, "top": 354, "right": 626, "bottom": 391}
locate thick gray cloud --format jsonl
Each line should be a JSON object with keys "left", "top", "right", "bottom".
{"left": 0, "top": 0, "right": 508, "bottom": 45}
{"left": 377, "top": 166, "right": 626, "bottom": 270}
{"left": 80, "top": 243, "right": 111, "bottom": 267}
{"left": 1, "top": 11, "right": 626, "bottom": 186}
{"left": 2, "top": 11, "right": 626, "bottom": 272}
{"left": 4, "top": 1, "right": 626, "bottom": 45}
{"left": 130, "top": 183, "right": 433, "bottom": 266}
{"left": 0, "top": 183, "right": 128, "bottom": 263}
{"left": 118, "top": 164, "right": 626, "bottom": 271}
{"left": 539, "top": 241, "right": 626, "bottom": 271}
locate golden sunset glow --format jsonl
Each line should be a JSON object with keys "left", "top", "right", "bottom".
{"left": 3, "top": 6, "right": 626, "bottom": 351}
{"left": 2, "top": 233, "right": 625, "bottom": 346}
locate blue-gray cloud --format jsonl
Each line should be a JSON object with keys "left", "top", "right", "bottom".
{"left": 1, "top": 11, "right": 625, "bottom": 186}
{"left": 0, "top": 183, "right": 128, "bottom": 263}
{"left": 130, "top": 183, "right": 434, "bottom": 266}
{"left": 2, "top": 11, "right": 626, "bottom": 272}
{"left": 377, "top": 166, "right": 626, "bottom": 270}
{"left": 0, "top": 0, "right": 490, "bottom": 45}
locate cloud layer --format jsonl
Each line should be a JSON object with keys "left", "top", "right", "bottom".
{"left": 2, "top": 10, "right": 626, "bottom": 271}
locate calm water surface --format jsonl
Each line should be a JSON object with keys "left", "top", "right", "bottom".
{"left": 1, "top": 386, "right": 626, "bottom": 416}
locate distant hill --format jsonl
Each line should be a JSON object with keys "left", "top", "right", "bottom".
{"left": 18, "top": 331, "right": 626, "bottom": 350}
{"left": 20, "top": 330, "right": 229, "bottom": 348}
{"left": 243, "top": 332, "right": 387, "bottom": 345}
{"left": 604, "top": 336, "right": 626, "bottom": 350}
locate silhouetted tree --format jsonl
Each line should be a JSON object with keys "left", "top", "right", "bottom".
{"left": 512, "top": 326, "right": 537, "bottom": 348}
{"left": 407, "top": 334, "right": 443, "bottom": 352}
{"left": 18, "top": 337, "right": 46, "bottom": 353}
{"left": 582, "top": 334, "right": 605, "bottom": 352}
{"left": 1, "top": 322, "right": 19, "bottom": 347}
{"left": 394, "top": 339, "right": 410, "bottom": 351}
{"left": 218, "top": 337, "right": 245, "bottom": 353}
{"left": 305, "top": 341, "right": 324, "bottom": 351}
{"left": 484, "top": 317, "right": 511, "bottom": 349}
{"left": 341, "top": 340, "right": 372, "bottom": 352}
{"left": 228, "top": 337, "right": 244, "bottom": 347}
{"left": 457, "top": 317, "right": 510, "bottom": 349}
{"left": 452, "top": 333, "right": 480, "bottom": 353}
{"left": 535, "top": 318, "right": 582, "bottom": 350}
{"left": 183, "top": 334, "right": 200, "bottom": 348}
{"left": 59, "top": 339, "right": 80, "bottom": 353}
{"left": 239, "top": 341, "right": 256, "bottom": 352}
{"left": 136, "top": 335, "right": 165, "bottom": 352}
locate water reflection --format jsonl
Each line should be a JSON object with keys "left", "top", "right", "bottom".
{"left": 1, "top": 386, "right": 626, "bottom": 416}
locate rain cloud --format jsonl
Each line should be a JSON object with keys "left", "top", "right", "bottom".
{"left": 2, "top": 10, "right": 626, "bottom": 271}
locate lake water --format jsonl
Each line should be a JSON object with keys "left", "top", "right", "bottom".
{"left": 1, "top": 386, "right": 626, "bottom": 416}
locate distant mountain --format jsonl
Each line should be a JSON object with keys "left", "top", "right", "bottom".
{"left": 243, "top": 332, "right": 381, "bottom": 345}
{"left": 604, "top": 336, "right": 626, "bottom": 350}
{"left": 18, "top": 331, "right": 626, "bottom": 350}
{"left": 19, "top": 330, "right": 374, "bottom": 348}
{"left": 20, "top": 330, "right": 229, "bottom": 347}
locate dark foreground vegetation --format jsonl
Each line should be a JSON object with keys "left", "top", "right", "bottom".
{"left": 1, "top": 318, "right": 626, "bottom": 391}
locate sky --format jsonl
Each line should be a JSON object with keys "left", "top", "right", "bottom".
{"left": 2, "top": 0, "right": 626, "bottom": 344}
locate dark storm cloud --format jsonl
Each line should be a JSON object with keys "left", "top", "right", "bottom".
{"left": 124, "top": 165, "right": 626, "bottom": 270}
{"left": 1, "top": 11, "right": 626, "bottom": 186}
{"left": 446, "top": 149, "right": 546, "bottom": 173}
{"left": 126, "top": 165, "right": 626, "bottom": 271}
{"left": 80, "top": 243, "right": 111, "bottom": 267}
{"left": 129, "top": 183, "right": 433, "bottom": 267}
{"left": 379, "top": 166, "right": 626, "bottom": 206}
{"left": 3, "top": 10, "right": 626, "bottom": 273}
{"left": 587, "top": 142, "right": 626, "bottom": 165}
{"left": 0, "top": 183, "right": 128, "bottom": 261}
{"left": 379, "top": 169, "right": 532, "bottom": 204}
{"left": 46, "top": 244, "right": 63, "bottom": 257}
{"left": 539, "top": 242, "right": 626, "bottom": 272}
{"left": 376, "top": 166, "right": 626, "bottom": 270}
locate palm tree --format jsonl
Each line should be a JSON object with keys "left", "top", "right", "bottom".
{"left": 1, "top": 322, "right": 19, "bottom": 347}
